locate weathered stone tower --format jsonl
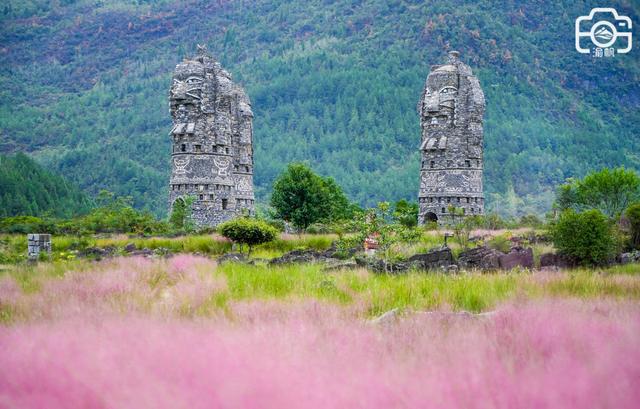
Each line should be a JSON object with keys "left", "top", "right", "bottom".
{"left": 417, "top": 51, "right": 485, "bottom": 224}
{"left": 168, "top": 45, "right": 255, "bottom": 228}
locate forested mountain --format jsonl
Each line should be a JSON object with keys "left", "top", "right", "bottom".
{"left": 0, "top": 153, "right": 92, "bottom": 217}
{"left": 0, "top": 0, "right": 638, "bottom": 217}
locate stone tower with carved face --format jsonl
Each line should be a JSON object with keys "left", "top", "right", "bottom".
{"left": 418, "top": 51, "right": 485, "bottom": 225}
{"left": 168, "top": 46, "right": 254, "bottom": 227}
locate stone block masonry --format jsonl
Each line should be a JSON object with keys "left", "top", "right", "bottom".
{"left": 168, "top": 45, "right": 255, "bottom": 228}
{"left": 418, "top": 51, "right": 485, "bottom": 225}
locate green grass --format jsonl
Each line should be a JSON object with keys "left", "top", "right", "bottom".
{"left": 219, "top": 262, "right": 352, "bottom": 303}
{"left": 0, "top": 233, "right": 337, "bottom": 262}
{"left": 213, "top": 262, "right": 640, "bottom": 316}
{"left": 3, "top": 258, "right": 640, "bottom": 322}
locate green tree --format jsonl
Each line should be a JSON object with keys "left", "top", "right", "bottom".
{"left": 270, "top": 163, "right": 351, "bottom": 231}
{"left": 556, "top": 167, "right": 640, "bottom": 219}
{"left": 338, "top": 202, "right": 421, "bottom": 264}
{"left": 169, "top": 196, "right": 195, "bottom": 232}
{"left": 549, "top": 209, "right": 617, "bottom": 266}
{"left": 625, "top": 203, "right": 640, "bottom": 250}
{"left": 217, "top": 217, "right": 278, "bottom": 255}
{"left": 393, "top": 199, "right": 418, "bottom": 228}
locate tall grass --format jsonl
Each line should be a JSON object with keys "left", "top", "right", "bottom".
{"left": 2, "top": 257, "right": 640, "bottom": 322}
{"left": 1, "top": 300, "right": 639, "bottom": 408}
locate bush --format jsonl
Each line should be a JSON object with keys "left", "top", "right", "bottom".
{"left": 217, "top": 218, "right": 279, "bottom": 255}
{"left": 625, "top": 203, "right": 640, "bottom": 250}
{"left": 306, "top": 223, "right": 331, "bottom": 234}
{"left": 550, "top": 209, "right": 617, "bottom": 266}
{"left": 519, "top": 214, "right": 543, "bottom": 228}
{"left": 0, "top": 216, "right": 54, "bottom": 234}
{"left": 488, "top": 234, "right": 511, "bottom": 253}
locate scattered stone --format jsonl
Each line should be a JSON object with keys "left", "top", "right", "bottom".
{"left": 130, "top": 248, "right": 154, "bottom": 257}
{"left": 124, "top": 243, "right": 136, "bottom": 253}
{"left": 322, "top": 259, "right": 358, "bottom": 272}
{"left": 369, "top": 308, "right": 400, "bottom": 325}
{"left": 79, "top": 246, "right": 116, "bottom": 260}
{"left": 457, "top": 246, "right": 504, "bottom": 270}
{"left": 218, "top": 252, "right": 248, "bottom": 264}
{"left": 445, "top": 264, "right": 459, "bottom": 273}
{"left": 407, "top": 247, "right": 454, "bottom": 271}
{"left": 269, "top": 249, "right": 320, "bottom": 265}
{"left": 539, "top": 253, "right": 574, "bottom": 268}
{"left": 498, "top": 246, "right": 534, "bottom": 270}
{"left": 268, "top": 244, "right": 354, "bottom": 265}
{"left": 618, "top": 251, "right": 640, "bottom": 264}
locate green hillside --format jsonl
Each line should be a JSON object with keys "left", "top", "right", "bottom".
{"left": 0, "top": 0, "right": 638, "bottom": 217}
{"left": 0, "top": 153, "right": 92, "bottom": 217}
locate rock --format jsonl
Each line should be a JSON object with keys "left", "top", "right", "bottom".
{"left": 457, "top": 246, "right": 504, "bottom": 270}
{"left": 407, "top": 247, "right": 454, "bottom": 271}
{"left": 322, "top": 259, "right": 358, "bottom": 272}
{"left": 369, "top": 308, "right": 400, "bottom": 325}
{"left": 539, "top": 253, "right": 574, "bottom": 268}
{"left": 618, "top": 251, "right": 640, "bottom": 264}
{"left": 130, "top": 248, "right": 154, "bottom": 257}
{"left": 269, "top": 249, "right": 320, "bottom": 265}
{"left": 124, "top": 243, "right": 136, "bottom": 252}
{"left": 218, "top": 252, "right": 248, "bottom": 264}
{"left": 498, "top": 246, "right": 534, "bottom": 270}
{"left": 445, "top": 264, "right": 459, "bottom": 273}
{"left": 79, "top": 246, "right": 115, "bottom": 260}
{"left": 365, "top": 258, "right": 410, "bottom": 274}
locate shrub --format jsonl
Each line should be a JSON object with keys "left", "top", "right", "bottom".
{"left": 488, "top": 234, "right": 511, "bottom": 253}
{"left": 550, "top": 209, "right": 616, "bottom": 266}
{"left": 306, "top": 223, "right": 331, "bottom": 234}
{"left": 217, "top": 218, "right": 278, "bottom": 255}
{"left": 519, "top": 214, "right": 543, "bottom": 228}
{"left": 625, "top": 203, "right": 640, "bottom": 250}
{"left": 0, "top": 216, "right": 54, "bottom": 234}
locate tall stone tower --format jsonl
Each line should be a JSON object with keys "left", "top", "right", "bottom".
{"left": 168, "top": 45, "right": 255, "bottom": 228}
{"left": 417, "top": 51, "right": 485, "bottom": 224}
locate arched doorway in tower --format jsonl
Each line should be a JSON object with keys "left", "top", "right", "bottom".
{"left": 425, "top": 212, "right": 438, "bottom": 223}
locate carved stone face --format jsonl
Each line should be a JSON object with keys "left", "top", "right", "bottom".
{"left": 170, "top": 60, "right": 206, "bottom": 122}
{"left": 423, "top": 67, "right": 459, "bottom": 127}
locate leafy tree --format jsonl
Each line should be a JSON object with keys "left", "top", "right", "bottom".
{"left": 549, "top": 209, "right": 617, "bottom": 266}
{"left": 393, "top": 199, "right": 418, "bottom": 228}
{"left": 338, "top": 202, "right": 421, "bottom": 264}
{"left": 217, "top": 217, "right": 278, "bottom": 255}
{"left": 270, "top": 163, "right": 352, "bottom": 232}
{"left": 556, "top": 167, "right": 640, "bottom": 219}
{"left": 625, "top": 203, "right": 640, "bottom": 250}
{"left": 169, "top": 196, "right": 195, "bottom": 232}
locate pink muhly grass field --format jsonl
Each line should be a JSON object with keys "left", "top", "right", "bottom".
{"left": 1, "top": 299, "right": 639, "bottom": 409}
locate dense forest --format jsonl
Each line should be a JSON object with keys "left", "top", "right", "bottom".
{"left": 0, "top": 153, "right": 92, "bottom": 217}
{"left": 0, "top": 0, "right": 638, "bottom": 217}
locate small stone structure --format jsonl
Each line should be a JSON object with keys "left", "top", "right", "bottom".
{"left": 27, "top": 234, "right": 51, "bottom": 261}
{"left": 168, "top": 45, "right": 255, "bottom": 228}
{"left": 417, "top": 51, "right": 485, "bottom": 225}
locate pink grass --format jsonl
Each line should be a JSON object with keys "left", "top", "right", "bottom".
{"left": 1, "top": 300, "right": 639, "bottom": 408}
